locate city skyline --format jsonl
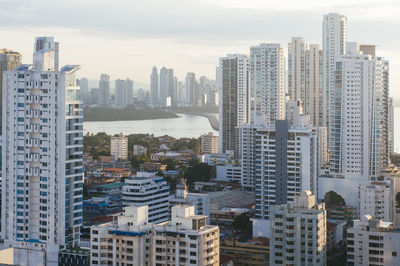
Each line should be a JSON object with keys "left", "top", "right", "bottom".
{"left": 1, "top": 0, "right": 400, "bottom": 98}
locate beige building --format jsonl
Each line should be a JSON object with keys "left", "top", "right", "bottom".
{"left": 111, "top": 132, "right": 128, "bottom": 160}
{"left": 153, "top": 205, "right": 219, "bottom": 266}
{"left": 347, "top": 215, "right": 400, "bottom": 266}
{"left": 201, "top": 132, "right": 219, "bottom": 154}
{"left": 270, "top": 191, "right": 327, "bottom": 266}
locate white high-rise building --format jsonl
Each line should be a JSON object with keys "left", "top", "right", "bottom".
{"left": 99, "top": 73, "right": 110, "bottom": 107}
{"left": 347, "top": 216, "right": 400, "bottom": 266}
{"left": 79, "top": 77, "right": 89, "bottom": 103}
{"left": 218, "top": 54, "right": 249, "bottom": 156}
{"left": 125, "top": 78, "right": 134, "bottom": 105}
{"left": 322, "top": 13, "right": 347, "bottom": 140}
{"left": 200, "top": 132, "right": 219, "bottom": 154}
{"left": 249, "top": 43, "right": 285, "bottom": 125}
{"left": 90, "top": 205, "right": 152, "bottom": 266}
{"left": 153, "top": 205, "right": 219, "bottom": 266}
{"left": 122, "top": 172, "right": 170, "bottom": 224}
{"left": 114, "top": 79, "right": 126, "bottom": 108}
{"left": 270, "top": 191, "right": 327, "bottom": 266}
{"left": 359, "top": 180, "right": 396, "bottom": 223}
{"left": 241, "top": 121, "right": 318, "bottom": 237}
{"left": 150, "top": 66, "right": 159, "bottom": 107}
{"left": 110, "top": 132, "right": 128, "bottom": 160}
{"left": 1, "top": 37, "right": 83, "bottom": 265}
{"left": 329, "top": 43, "right": 389, "bottom": 179}
{"left": 185, "top": 72, "right": 197, "bottom": 106}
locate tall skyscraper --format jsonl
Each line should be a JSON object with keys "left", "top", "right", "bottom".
{"left": 218, "top": 54, "right": 249, "bottom": 156}
{"left": 185, "top": 72, "right": 197, "bottom": 106}
{"left": 249, "top": 43, "right": 285, "bottom": 125}
{"left": 0, "top": 49, "right": 21, "bottom": 130}
{"left": 99, "top": 73, "right": 110, "bottom": 106}
{"left": 329, "top": 43, "right": 389, "bottom": 179}
{"left": 79, "top": 77, "right": 89, "bottom": 103}
{"left": 1, "top": 37, "right": 83, "bottom": 265}
{"left": 159, "top": 67, "right": 169, "bottom": 106}
{"left": 115, "top": 78, "right": 126, "bottom": 107}
{"left": 288, "top": 38, "right": 323, "bottom": 126}
{"left": 322, "top": 13, "right": 347, "bottom": 139}
{"left": 125, "top": 78, "right": 134, "bottom": 105}
{"left": 150, "top": 66, "right": 159, "bottom": 107}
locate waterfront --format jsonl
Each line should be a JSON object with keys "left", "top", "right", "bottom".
{"left": 84, "top": 113, "right": 218, "bottom": 138}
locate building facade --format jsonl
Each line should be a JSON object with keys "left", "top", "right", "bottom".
{"left": 110, "top": 132, "right": 128, "bottom": 160}
{"left": 150, "top": 66, "right": 159, "bottom": 107}
{"left": 269, "top": 191, "right": 327, "bottom": 266}
{"left": 1, "top": 37, "right": 83, "bottom": 265}
{"left": 201, "top": 132, "right": 219, "bottom": 154}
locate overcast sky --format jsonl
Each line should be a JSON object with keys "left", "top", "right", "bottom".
{"left": 1, "top": 0, "right": 399, "bottom": 97}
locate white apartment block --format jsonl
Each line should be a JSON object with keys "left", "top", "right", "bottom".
{"left": 216, "top": 163, "right": 241, "bottom": 183}
{"left": 200, "top": 132, "right": 219, "bottom": 154}
{"left": 133, "top": 144, "right": 147, "bottom": 156}
{"left": 122, "top": 172, "right": 170, "bottom": 224}
{"left": 90, "top": 205, "right": 152, "bottom": 266}
{"left": 359, "top": 180, "right": 396, "bottom": 223}
{"left": 323, "top": 12, "right": 347, "bottom": 137}
{"left": 249, "top": 43, "right": 285, "bottom": 125}
{"left": 152, "top": 205, "right": 219, "bottom": 266}
{"left": 1, "top": 37, "right": 83, "bottom": 265}
{"left": 169, "top": 181, "right": 211, "bottom": 223}
{"left": 111, "top": 132, "right": 128, "bottom": 160}
{"left": 270, "top": 191, "right": 327, "bottom": 266}
{"left": 329, "top": 43, "right": 390, "bottom": 179}
{"left": 241, "top": 120, "right": 318, "bottom": 198}
{"left": 218, "top": 54, "right": 249, "bottom": 157}
{"left": 347, "top": 216, "right": 400, "bottom": 266}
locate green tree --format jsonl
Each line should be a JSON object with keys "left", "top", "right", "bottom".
{"left": 184, "top": 159, "right": 215, "bottom": 189}
{"left": 232, "top": 213, "right": 252, "bottom": 240}
{"left": 324, "top": 191, "right": 346, "bottom": 206}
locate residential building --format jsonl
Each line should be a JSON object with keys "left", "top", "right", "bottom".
{"left": 125, "top": 78, "right": 134, "bottom": 105}
{"left": 114, "top": 78, "right": 133, "bottom": 108}
{"left": 249, "top": 43, "right": 285, "bottom": 125}
{"left": 169, "top": 180, "right": 211, "bottom": 223}
{"left": 90, "top": 205, "right": 152, "bottom": 266}
{"left": 110, "top": 132, "right": 128, "bottom": 160}
{"left": 1, "top": 37, "right": 83, "bottom": 265}
{"left": 0, "top": 49, "right": 21, "bottom": 120}
{"left": 323, "top": 12, "right": 347, "bottom": 138}
{"left": 329, "top": 43, "right": 390, "bottom": 179}
{"left": 150, "top": 66, "right": 159, "bottom": 106}
{"left": 185, "top": 72, "right": 197, "bottom": 106}
{"left": 201, "top": 132, "right": 219, "bottom": 154}
{"left": 216, "top": 163, "right": 241, "bottom": 183}
{"left": 218, "top": 54, "right": 249, "bottom": 157}
{"left": 79, "top": 77, "right": 89, "bottom": 104}
{"left": 347, "top": 215, "right": 400, "bottom": 266}
{"left": 152, "top": 205, "right": 219, "bottom": 266}
{"left": 133, "top": 144, "right": 147, "bottom": 156}
{"left": 99, "top": 73, "right": 110, "bottom": 107}
{"left": 359, "top": 180, "right": 396, "bottom": 223}
{"left": 269, "top": 191, "right": 327, "bottom": 266}
{"left": 122, "top": 172, "right": 170, "bottom": 224}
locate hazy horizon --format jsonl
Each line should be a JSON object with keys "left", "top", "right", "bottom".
{"left": 1, "top": 0, "right": 399, "bottom": 97}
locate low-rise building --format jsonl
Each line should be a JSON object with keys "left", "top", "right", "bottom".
{"left": 140, "top": 162, "right": 167, "bottom": 172}
{"left": 326, "top": 205, "right": 357, "bottom": 223}
{"left": 347, "top": 215, "right": 400, "bottom": 266}
{"left": 269, "top": 190, "right": 327, "bottom": 266}
{"left": 201, "top": 132, "right": 219, "bottom": 154}
{"left": 153, "top": 205, "right": 220, "bottom": 266}
{"left": 133, "top": 144, "right": 147, "bottom": 156}
{"left": 122, "top": 172, "right": 170, "bottom": 224}
{"left": 216, "top": 163, "right": 241, "bottom": 183}
{"left": 220, "top": 238, "right": 269, "bottom": 266}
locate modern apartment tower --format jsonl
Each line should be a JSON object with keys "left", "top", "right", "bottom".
{"left": 185, "top": 72, "right": 197, "bottom": 106}
{"left": 150, "top": 66, "right": 159, "bottom": 107}
{"left": 322, "top": 13, "right": 347, "bottom": 140}
{"left": 249, "top": 43, "right": 285, "bottom": 125}
{"left": 115, "top": 79, "right": 134, "bottom": 108}
{"left": 1, "top": 37, "right": 83, "bottom": 265}
{"left": 329, "top": 43, "right": 390, "bottom": 179}
{"left": 218, "top": 54, "right": 249, "bottom": 157}
{"left": 99, "top": 73, "right": 110, "bottom": 106}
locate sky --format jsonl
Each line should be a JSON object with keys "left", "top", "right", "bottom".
{"left": 1, "top": 0, "right": 399, "bottom": 97}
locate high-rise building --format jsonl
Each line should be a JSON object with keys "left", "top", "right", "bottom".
{"left": 322, "top": 13, "right": 347, "bottom": 140}
{"left": 99, "top": 73, "right": 110, "bottom": 106}
{"left": 114, "top": 79, "right": 126, "bottom": 107}
{"left": 329, "top": 43, "right": 389, "bottom": 179}
{"left": 347, "top": 216, "right": 400, "bottom": 266}
{"left": 150, "top": 66, "right": 159, "bottom": 107}
{"left": 288, "top": 37, "right": 307, "bottom": 109}
{"left": 359, "top": 180, "right": 396, "bottom": 223}
{"left": 241, "top": 121, "right": 318, "bottom": 236}
{"left": 218, "top": 54, "right": 249, "bottom": 157}
{"left": 90, "top": 205, "right": 152, "bottom": 266}
{"left": 249, "top": 43, "right": 285, "bottom": 125}
{"left": 185, "top": 72, "right": 197, "bottom": 106}
{"left": 153, "top": 205, "right": 219, "bottom": 266}
{"left": 200, "top": 132, "right": 219, "bottom": 154}
{"left": 269, "top": 191, "right": 327, "bottom": 266}
{"left": 1, "top": 37, "right": 83, "bottom": 265}
{"left": 79, "top": 77, "right": 89, "bottom": 104}
{"left": 0, "top": 49, "right": 21, "bottom": 121}
{"left": 125, "top": 78, "right": 134, "bottom": 105}
{"left": 159, "top": 67, "right": 169, "bottom": 106}
{"left": 110, "top": 132, "right": 128, "bottom": 160}
{"left": 122, "top": 172, "right": 170, "bottom": 224}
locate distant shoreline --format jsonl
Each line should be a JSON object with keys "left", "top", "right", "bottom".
{"left": 83, "top": 108, "right": 179, "bottom": 122}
